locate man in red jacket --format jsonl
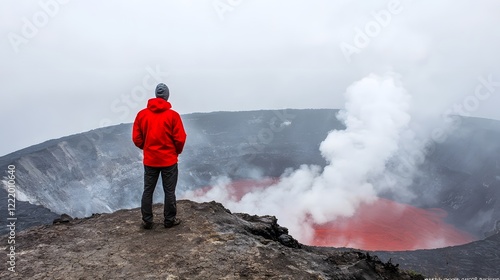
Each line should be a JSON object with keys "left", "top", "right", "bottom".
{"left": 132, "top": 83, "right": 187, "bottom": 229}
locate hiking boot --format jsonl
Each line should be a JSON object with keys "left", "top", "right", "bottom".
{"left": 142, "top": 221, "right": 154, "bottom": 230}
{"left": 164, "top": 218, "right": 181, "bottom": 228}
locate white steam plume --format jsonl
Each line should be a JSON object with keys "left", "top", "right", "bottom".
{"left": 185, "top": 73, "right": 414, "bottom": 243}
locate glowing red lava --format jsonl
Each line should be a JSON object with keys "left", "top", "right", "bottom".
{"left": 312, "top": 198, "right": 475, "bottom": 251}
{"left": 201, "top": 179, "right": 476, "bottom": 251}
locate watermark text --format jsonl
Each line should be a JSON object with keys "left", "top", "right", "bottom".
{"left": 5, "top": 165, "right": 17, "bottom": 273}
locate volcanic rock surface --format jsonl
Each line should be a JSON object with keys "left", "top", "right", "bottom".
{"left": 0, "top": 200, "right": 422, "bottom": 280}
{"left": 374, "top": 232, "right": 500, "bottom": 278}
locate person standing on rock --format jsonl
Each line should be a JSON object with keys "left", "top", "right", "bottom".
{"left": 133, "top": 83, "right": 187, "bottom": 229}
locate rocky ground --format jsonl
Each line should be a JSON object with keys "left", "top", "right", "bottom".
{"left": 1, "top": 200, "right": 423, "bottom": 280}
{"left": 374, "top": 233, "right": 500, "bottom": 278}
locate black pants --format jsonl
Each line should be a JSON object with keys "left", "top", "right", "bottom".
{"left": 141, "top": 164, "right": 178, "bottom": 225}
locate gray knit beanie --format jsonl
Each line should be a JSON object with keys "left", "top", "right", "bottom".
{"left": 155, "top": 83, "right": 170, "bottom": 101}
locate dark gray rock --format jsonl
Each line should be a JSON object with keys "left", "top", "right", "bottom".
{"left": 52, "top": 213, "right": 73, "bottom": 224}
{"left": 374, "top": 232, "right": 500, "bottom": 278}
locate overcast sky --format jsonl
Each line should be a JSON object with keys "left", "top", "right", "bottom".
{"left": 1, "top": 0, "right": 500, "bottom": 156}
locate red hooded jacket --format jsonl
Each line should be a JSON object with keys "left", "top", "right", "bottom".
{"left": 133, "top": 98, "right": 187, "bottom": 167}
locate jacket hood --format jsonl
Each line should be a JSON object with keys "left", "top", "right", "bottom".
{"left": 147, "top": 97, "right": 172, "bottom": 113}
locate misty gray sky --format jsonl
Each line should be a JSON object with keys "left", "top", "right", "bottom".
{"left": 1, "top": 0, "right": 500, "bottom": 156}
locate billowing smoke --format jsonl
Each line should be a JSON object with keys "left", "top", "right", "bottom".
{"left": 185, "top": 73, "right": 418, "bottom": 243}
